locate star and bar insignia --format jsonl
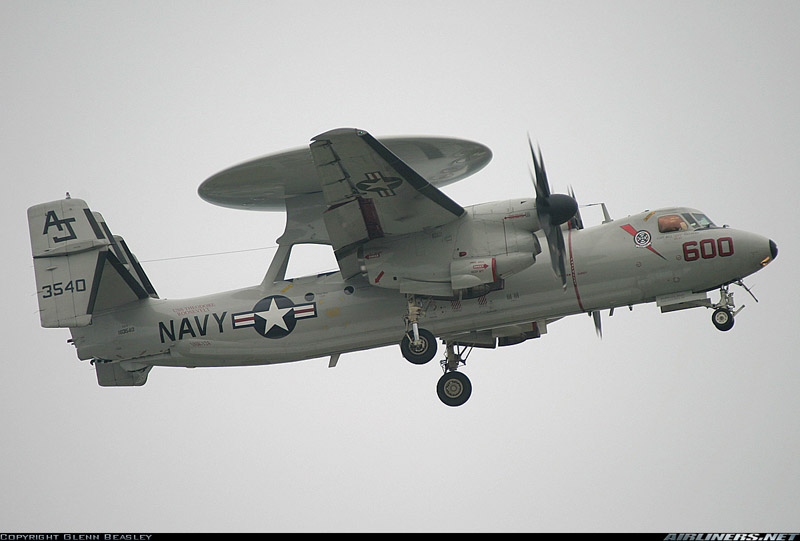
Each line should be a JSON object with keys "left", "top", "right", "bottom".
{"left": 355, "top": 171, "right": 403, "bottom": 197}
{"left": 232, "top": 295, "right": 317, "bottom": 339}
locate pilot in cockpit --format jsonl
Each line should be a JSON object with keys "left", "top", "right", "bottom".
{"left": 658, "top": 215, "right": 689, "bottom": 233}
{"left": 658, "top": 212, "right": 717, "bottom": 233}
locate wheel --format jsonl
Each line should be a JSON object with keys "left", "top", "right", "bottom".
{"left": 712, "top": 308, "right": 734, "bottom": 331}
{"left": 436, "top": 371, "right": 472, "bottom": 407}
{"left": 400, "top": 328, "right": 437, "bottom": 365}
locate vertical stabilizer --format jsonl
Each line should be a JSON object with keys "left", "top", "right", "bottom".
{"left": 28, "top": 197, "right": 157, "bottom": 328}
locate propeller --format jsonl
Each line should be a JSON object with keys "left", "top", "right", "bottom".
{"left": 591, "top": 310, "right": 602, "bottom": 338}
{"left": 527, "top": 136, "right": 578, "bottom": 290}
{"left": 568, "top": 186, "right": 584, "bottom": 230}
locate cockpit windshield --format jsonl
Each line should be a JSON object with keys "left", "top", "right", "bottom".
{"left": 690, "top": 213, "right": 715, "bottom": 229}
{"left": 658, "top": 212, "right": 716, "bottom": 233}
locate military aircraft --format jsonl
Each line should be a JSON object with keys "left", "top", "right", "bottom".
{"left": 27, "top": 128, "right": 778, "bottom": 406}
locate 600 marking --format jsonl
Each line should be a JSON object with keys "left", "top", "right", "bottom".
{"left": 42, "top": 279, "right": 86, "bottom": 298}
{"left": 683, "top": 237, "right": 734, "bottom": 261}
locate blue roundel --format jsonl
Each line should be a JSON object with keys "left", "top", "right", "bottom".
{"left": 252, "top": 295, "right": 298, "bottom": 339}
{"left": 231, "top": 295, "right": 318, "bottom": 339}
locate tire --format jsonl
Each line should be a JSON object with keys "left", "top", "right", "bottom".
{"left": 712, "top": 308, "right": 734, "bottom": 332}
{"left": 436, "top": 371, "right": 472, "bottom": 407}
{"left": 400, "top": 328, "right": 437, "bottom": 365}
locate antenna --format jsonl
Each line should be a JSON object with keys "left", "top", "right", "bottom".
{"left": 580, "top": 202, "right": 613, "bottom": 223}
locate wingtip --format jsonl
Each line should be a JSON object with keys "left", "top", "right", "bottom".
{"left": 311, "top": 127, "right": 363, "bottom": 142}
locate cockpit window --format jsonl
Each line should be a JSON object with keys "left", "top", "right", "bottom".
{"left": 681, "top": 213, "right": 700, "bottom": 228}
{"left": 658, "top": 215, "right": 688, "bottom": 233}
{"left": 692, "top": 213, "right": 715, "bottom": 228}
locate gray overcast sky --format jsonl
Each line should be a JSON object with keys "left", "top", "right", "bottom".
{"left": 3, "top": 0, "right": 799, "bottom": 533}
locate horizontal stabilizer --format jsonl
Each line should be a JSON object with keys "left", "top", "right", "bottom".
{"left": 95, "top": 362, "right": 152, "bottom": 386}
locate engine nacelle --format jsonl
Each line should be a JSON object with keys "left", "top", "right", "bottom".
{"left": 450, "top": 252, "right": 535, "bottom": 290}
{"left": 361, "top": 201, "right": 543, "bottom": 297}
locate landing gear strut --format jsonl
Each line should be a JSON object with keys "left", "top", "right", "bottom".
{"left": 398, "top": 296, "right": 473, "bottom": 406}
{"left": 710, "top": 284, "right": 741, "bottom": 332}
{"left": 400, "top": 295, "right": 437, "bottom": 364}
{"left": 436, "top": 342, "right": 473, "bottom": 407}
{"left": 401, "top": 328, "right": 437, "bottom": 364}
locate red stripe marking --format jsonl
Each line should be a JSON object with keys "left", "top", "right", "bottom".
{"left": 375, "top": 271, "right": 385, "bottom": 284}
{"left": 646, "top": 245, "right": 666, "bottom": 259}
{"left": 568, "top": 224, "right": 586, "bottom": 312}
{"left": 620, "top": 224, "right": 667, "bottom": 260}
{"left": 233, "top": 314, "right": 255, "bottom": 327}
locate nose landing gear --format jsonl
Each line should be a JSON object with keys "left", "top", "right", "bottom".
{"left": 710, "top": 283, "right": 752, "bottom": 332}
{"left": 712, "top": 307, "right": 735, "bottom": 332}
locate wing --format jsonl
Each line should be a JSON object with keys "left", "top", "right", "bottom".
{"left": 310, "top": 128, "right": 466, "bottom": 278}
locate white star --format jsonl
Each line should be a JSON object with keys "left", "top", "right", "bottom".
{"left": 253, "top": 298, "right": 292, "bottom": 332}
{"left": 364, "top": 176, "right": 392, "bottom": 191}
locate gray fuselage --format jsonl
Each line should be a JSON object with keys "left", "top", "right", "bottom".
{"left": 69, "top": 206, "right": 774, "bottom": 370}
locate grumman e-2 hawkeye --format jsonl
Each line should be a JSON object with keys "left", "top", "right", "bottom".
{"left": 28, "top": 128, "right": 778, "bottom": 406}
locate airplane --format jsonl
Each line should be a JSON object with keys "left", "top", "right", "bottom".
{"left": 27, "top": 127, "right": 778, "bottom": 406}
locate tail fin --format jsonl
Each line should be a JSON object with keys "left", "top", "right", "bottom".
{"left": 28, "top": 197, "right": 158, "bottom": 328}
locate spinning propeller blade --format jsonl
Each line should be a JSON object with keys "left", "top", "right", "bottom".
{"left": 592, "top": 310, "right": 602, "bottom": 338}
{"left": 568, "top": 186, "right": 584, "bottom": 230}
{"left": 527, "top": 136, "right": 578, "bottom": 290}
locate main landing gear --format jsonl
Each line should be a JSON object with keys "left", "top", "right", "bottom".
{"left": 401, "top": 328, "right": 472, "bottom": 406}
{"left": 400, "top": 295, "right": 472, "bottom": 406}
{"left": 436, "top": 342, "right": 472, "bottom": 407}
{"left": 401, "top": 295, "right": 437, "bottom": 364}
{"left": 400, "top": 328, "right": 437, "bottom": 364}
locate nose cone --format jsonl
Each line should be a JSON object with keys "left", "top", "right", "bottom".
{"left": 770, "top": 239, "right": 778, "bottom": 260}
